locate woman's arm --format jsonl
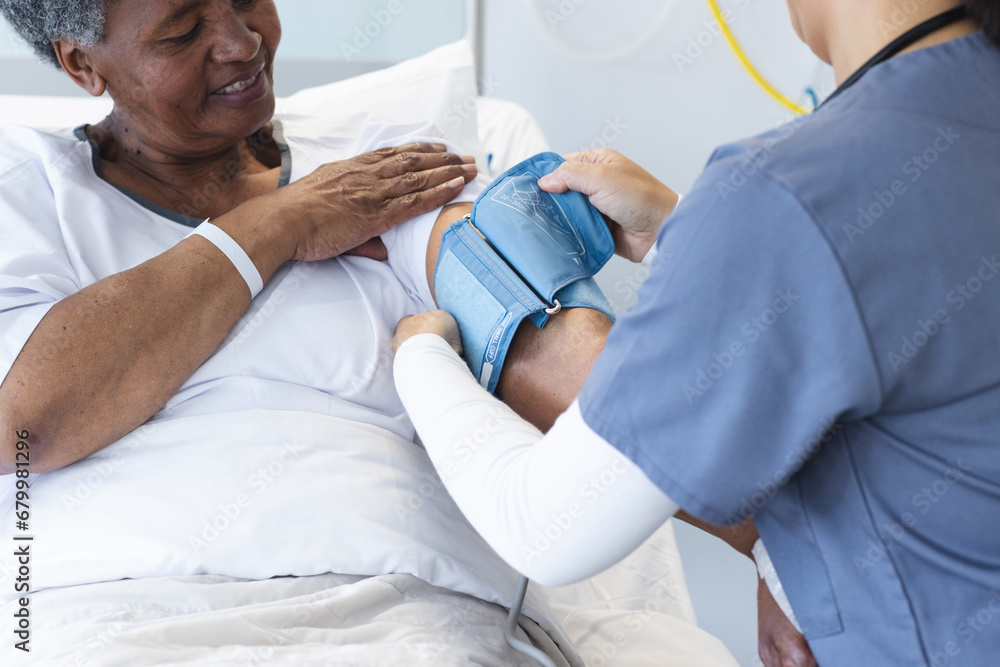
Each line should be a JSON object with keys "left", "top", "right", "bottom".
{"left": 421, "top": 149, "right": 679, "bottom": 431}
{"left": 423, "top": 204, "right": 614, "bottom": 432}
{"left": 0, "top": 196, "right": 286, "bottom": 475}
{"left": 0, "top": 144, "right": 474, "bottom": 474}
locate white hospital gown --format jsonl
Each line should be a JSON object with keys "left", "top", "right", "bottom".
{"left": 0, "top": 114, "right": 580, "bottom": 661}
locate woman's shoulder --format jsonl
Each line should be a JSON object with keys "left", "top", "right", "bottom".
{"left": 273, "top": 112, "right": 454, "bottom": 180}
{"left": 0, "top": 124, "right": 89, "bottom": 177}
{"left": 275, "top": 112, "right": 446, "bottom": 148}
{"left": 0, "top": 123, "right": 81, "bottom": 147}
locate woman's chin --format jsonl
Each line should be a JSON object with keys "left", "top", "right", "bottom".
{"left": 218, "top": 88, "right": 277, "bottom": 139}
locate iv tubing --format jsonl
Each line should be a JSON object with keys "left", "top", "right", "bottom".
{"left": 705, "top": 0, "right": 810, "bottom": 115}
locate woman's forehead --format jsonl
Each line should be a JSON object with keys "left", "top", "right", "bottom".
{"left": 105, "top": 0, "right": 219, "bottom": 35}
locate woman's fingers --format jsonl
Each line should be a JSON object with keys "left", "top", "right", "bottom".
{"left": 382, "top": 174, "right": 470, "bottom": 222}
{"left": 375, "top": 150, "right": 475, "bottom": 179}
{"left": 282, "top": 142, "right": 477, "bottom": 262}
{"left": 364, "top": 142, "right": 451, "bottom": 164}
{"left": 385, "top": 161, "right": 477, "bottom": 198}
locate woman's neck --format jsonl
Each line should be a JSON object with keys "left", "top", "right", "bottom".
{"left": 87, "top": 113, "right": 282, "bottom": 220}
{"left": 825, "top": 1, "right": 978, "bottom": 85}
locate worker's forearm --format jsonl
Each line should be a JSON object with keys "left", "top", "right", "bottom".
{"left": 494, "top": 312, "right": 761, "bottom": 558}
{"left": 499, "top": 316, "right": 759, "bottom": 556}
{"left": 0, "top": 197, "right": 295, "bottom": 475}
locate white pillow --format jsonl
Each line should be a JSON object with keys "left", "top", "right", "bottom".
{"left": 276, "top": 39, "right": 484, "bottom": 160}
{"left": 0, "top": 40, "right": 483, "bottom": 159}
{"left": 477, "top": 97, "right": 550, "bottom": 177}
{"left": 0, "top": 93, "right": 111, "bottom": 129}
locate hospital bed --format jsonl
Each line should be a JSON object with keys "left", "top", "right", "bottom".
{"left": 0, "top": 32, "right": 737, "bottom": 667}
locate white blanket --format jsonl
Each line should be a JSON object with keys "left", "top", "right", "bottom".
{"left": 1, "top": 571, "right": 737, "bottom": 666}
{"left": 0, "top": 409, "right": 580, "bottom": 663}
{"left": 6, "top": 573, "right": 570, "bottom": 666}
{"left": 0, "top": 406, "right": 738, "bottom": 665}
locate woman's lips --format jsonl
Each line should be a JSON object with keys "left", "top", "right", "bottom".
{"left": 211, "top": 66, "right": 269, "bottom": 107}
{"left": 218, "top": 71, "right": 261, "bottom": 94}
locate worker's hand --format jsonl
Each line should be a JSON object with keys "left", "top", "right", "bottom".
{"left": 538, "top": 149, "right": 680, "bottom": 263}
{"left": 276, "top": 143, "right": 477, "bottom": 262}
{"left": 757, "top": 578, "right": 818, "bottom": 667}
{"left": 393, "top": 310, "right": 464, "bottom": 356}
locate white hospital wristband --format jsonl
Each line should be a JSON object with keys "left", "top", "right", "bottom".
{"left": 189, "top": 221, "right": 264, "bottom": 298}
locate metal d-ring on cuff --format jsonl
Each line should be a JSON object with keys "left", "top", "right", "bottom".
{"left": 545, "top": 300, "right": 562, "bottom": 316}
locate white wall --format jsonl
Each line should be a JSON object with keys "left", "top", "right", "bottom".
{"left": 0, "top": 19, "right": 27, "bottom": 56}
{"left": 478, "top": 2, "right": 831, "bottom": 665}
{"left": 483, "top": 0, "right": 827, "bottom": 197}
{"left": 273, "top": 0, "right": 465, "bottom": 62}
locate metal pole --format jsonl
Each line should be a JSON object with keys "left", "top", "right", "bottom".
{"left": 466, "top": 0, "right": 485, "bottom": 93}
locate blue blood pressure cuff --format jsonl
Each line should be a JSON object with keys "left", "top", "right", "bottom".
{"left": 434, "top": 152, "right": 616, "bottom": 394}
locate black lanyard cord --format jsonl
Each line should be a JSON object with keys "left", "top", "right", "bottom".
{"left": 820, "top": 5, "right": 970, "bottom": 109}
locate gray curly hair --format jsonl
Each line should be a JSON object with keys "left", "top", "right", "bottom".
{"left": 0, "top": 0, "right": 107, "bottom": 68}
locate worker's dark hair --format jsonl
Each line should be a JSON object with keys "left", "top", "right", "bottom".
{"left": 967, "top": 0, "right": 1000, "bottom": 46}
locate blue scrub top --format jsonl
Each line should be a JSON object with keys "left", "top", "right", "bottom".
{"left": 579, "top": 31, "right": 1000, "bottom": 666}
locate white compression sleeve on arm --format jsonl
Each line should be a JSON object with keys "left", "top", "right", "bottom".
{"left": 393, "top": 333, "right": 679, "bottom": 586}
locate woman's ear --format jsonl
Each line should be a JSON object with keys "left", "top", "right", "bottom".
{"left": 52, "top": 40, "right": 107, "bottom": 97}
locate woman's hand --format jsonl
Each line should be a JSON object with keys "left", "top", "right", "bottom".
{"left": 393, "top": 311, "right": 463, "bottom": 356}
{"left": 538, "top": 149, "right": 680, "bottom": 263}
{"left": 277, "top": 143, "right": 477, "bottom": 262}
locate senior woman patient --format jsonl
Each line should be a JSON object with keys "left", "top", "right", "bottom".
{"left": 0, "top": 0, "right": 473, "bottom": 472}
{"left": 0, "top": 0, "right": 618, "bottom": 663}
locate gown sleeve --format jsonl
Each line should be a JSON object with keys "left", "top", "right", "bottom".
{"left": 0, "top": 145, "right": 81, "bottom": 383}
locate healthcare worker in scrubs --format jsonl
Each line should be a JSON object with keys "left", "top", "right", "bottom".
{"left": 391, "top": 0, "right": 1000, "bottom": 665}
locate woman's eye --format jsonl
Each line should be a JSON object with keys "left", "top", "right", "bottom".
{"left": 233, "top": 0, "right": 257, "bottom": 7}
{"left": 168, "top": 23, "right": 200, "bottom": 44}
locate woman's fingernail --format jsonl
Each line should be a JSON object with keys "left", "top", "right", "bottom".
{"left": 448, "top": 176, "right": 466, "bottom": 188}
{"left": 431, "top": 143, "right": 448, "bottom": 151}
{"left": 462, "top": 163, "right": 477, "bottom": 172}
{"left": 461, "top": 155, "right": 476, "bottom": 164}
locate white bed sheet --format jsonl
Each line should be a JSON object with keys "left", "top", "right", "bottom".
{"left": 1, "top": 571, "right": 736, "bottom": 666}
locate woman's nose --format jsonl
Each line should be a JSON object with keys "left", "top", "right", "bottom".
{"left": 211, "top": 11, "right": 262, "bottom": 63}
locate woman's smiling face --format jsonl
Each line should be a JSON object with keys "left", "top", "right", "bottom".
{"left": 80, "top": 0, "right": 282, "bottom": 157}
